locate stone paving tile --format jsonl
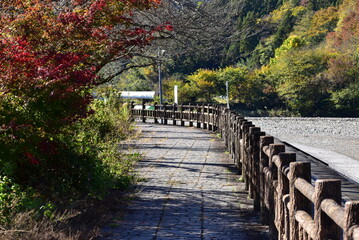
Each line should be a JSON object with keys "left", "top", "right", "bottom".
{"left": 98, "top": 123, "right": 268, "bottom": 240}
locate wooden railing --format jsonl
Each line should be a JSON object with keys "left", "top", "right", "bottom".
{"left": 131, "top": 102, "right": 359, "bottom": 240}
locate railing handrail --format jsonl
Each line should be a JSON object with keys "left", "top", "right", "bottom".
{"left": 130, "top": 102, "right": 359, "bottom": 240}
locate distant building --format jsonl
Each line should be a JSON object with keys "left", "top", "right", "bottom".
{"left": 121, "top": 91, "right": 155, "bottom": 100}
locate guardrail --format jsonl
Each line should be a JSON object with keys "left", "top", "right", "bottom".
{"left": 131, "top": 102, "right": 359, "bottom": 240}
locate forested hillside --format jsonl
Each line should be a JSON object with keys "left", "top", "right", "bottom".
{"left": 117, "top": 0, "right": 359, "bottom": 117}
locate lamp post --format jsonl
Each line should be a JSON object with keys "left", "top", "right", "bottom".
{"left": 158, "top": 49, "right": 165, "bottom": 106}
{"left": 158, "top": 49, "right": 165, "bottom": 124}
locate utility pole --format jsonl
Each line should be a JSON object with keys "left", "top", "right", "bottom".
{"left": 158, "top": 49, "right": 165, "bottom": 124}
{"left": 226, "top": 81, "right": 230, "bottom": 109}
{"left": 158, "top": 49, "right": 165, "bottom": 106}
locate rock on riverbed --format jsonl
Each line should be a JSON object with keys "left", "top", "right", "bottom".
{"left": 247, "top": 117, "right": 359, "bottom": 161}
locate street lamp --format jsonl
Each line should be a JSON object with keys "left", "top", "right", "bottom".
{"left": 158, "top": 49, "right": 165, "bottom": 124}
{"left": 158, "top": 49, "right": 166, "bottom": 106}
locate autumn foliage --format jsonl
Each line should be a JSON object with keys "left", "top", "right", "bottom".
{"left": 0, "top": 0, "right": 168, "bottom": 196}
{"left": 165, "top": 0, "right": 358, "bottom": 116}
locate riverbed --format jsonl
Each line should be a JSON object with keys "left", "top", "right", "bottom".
{"left": 247, "top": 117, "right": 359, "bottom": 161}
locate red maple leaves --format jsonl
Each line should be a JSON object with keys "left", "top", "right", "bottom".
{"left": 0, "top": 0, "right": 173, "bottom": 165}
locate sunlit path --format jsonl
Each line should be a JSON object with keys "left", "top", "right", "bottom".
{"left": 99, "top": 123, "right": 268, "bottom": 240}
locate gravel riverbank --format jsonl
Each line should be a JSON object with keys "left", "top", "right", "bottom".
{"left": 246, "top": 117, "right": 359, "bottom": 161}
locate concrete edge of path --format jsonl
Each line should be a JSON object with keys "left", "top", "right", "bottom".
{"left": 285, "top": 141, "right": 359, "bottom": 185}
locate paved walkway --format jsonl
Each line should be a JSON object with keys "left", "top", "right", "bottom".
{"left": 99, "top": 123, "right": 268, "bottom": 240}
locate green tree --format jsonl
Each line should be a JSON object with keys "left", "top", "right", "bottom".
{"left": 239, "top": 11, "right": 261, "bottom": 56}
{"left": 187, "top": 69, "right": 222, "bottom": 102}
{"left": 271, "top": 35, "right": 307, "bottom": 63}
{"left": 307, "top": 0, "right": 341, "bottom": 11}
{"left": 268, "top": 48, "right": 333, "bottom": 115}
{"left": 273, "top": 10, "right": 295, "bottom": 47}
{"left": 306, "top": 7, "right": 339, "bottom": 44}
{"left": 163, "top": 77, "right": 199, "bottom": 103}
{"left": 218, "top": 66, "right": 251, "bottom": 104}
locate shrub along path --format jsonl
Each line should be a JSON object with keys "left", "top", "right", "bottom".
{"left": 99, "top": 123, "right": 268, "bottom": 239}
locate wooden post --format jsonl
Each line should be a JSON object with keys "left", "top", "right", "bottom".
{"left": 180, "top": 104, "right": 185, "bottom": 126}
{"left": 260, "top": 136, "right": 274, "bottom": 224}
{"left": 163, "top": 104, "right": 167, "bottom": 125}
{"left": 232, "top": 116, "right": 240, "bottom": 167}
{"left": 254, "top": 130, "right": 266, "bottom": 211}
{"left": 154, "top": 103, "right": 158, "bottom": 124}
{"left": 236, "top": 118, "right": 245, "bottom": 172}
{"left": 235, "top": 117, "right": 245, "bottom": 171}
{"left": 141, "top": 99, "right": 146, "bottom": 123}
{"left": 213, "top": 105, "right": 218, "bottom": 131}
{"left": 239, "top": 119, "right": 246, "bottom": 179}
{"left": 212, "top": 105, "right": 216, "bottom": 131}
{"left": 231, "top": 114, "right": 236, "bottom": 157}
{"left": 268, "top": 144, "right": 285, "bottom": 240}
{"left": 208, "top": 104, "right": 213, "bottom": 131}
{"left": 231, "top": 116, "right": 235, "bottom": 157}
{"left": 202, "top": 104, "right": 207, "bottom": 129}
{"left": 211, "top": 105, "right": 215, "bottom": 132}
{"left": 289, "top": 162, "right": 311, "bottom": 240}
{"left": 283, "top": 194, "right": 291, "bottom": 240}
{"left": 241, "top": 121, "right": 252, "bottom": 191}
{"left": 269, "top": 144, "right": 285, "bottom": 173}
{"left": 215, "top": 105, "right": 219, "bottom": 132}
{"left": 314, "top": 179, "right": 341, "bottom": 240}
{"left": 344, "top": 201, "right": 359, "bottom": 240}
{"left": 224, "top": 109, "right": 231, "bottom": 148}
{"left": 172, "top": 103, "right": 176, "bottom": 125}
{"left": 130, "top": 101, "right": 135, "bottom": 121}
{"left": 196, "top": 104, "right": 201, "bottom": 128}
{"left": 277, "top": 153, "right": 296, "bottom": 240}
{"left": 189, "top": 104, "right": 194, "bottom": 127}
{"left": 221, "top": 108, "right": 228, "bottom": 140}
{"left": 233, "top": 117, "right": 239, "bottom": 168}
{"left": 249, "top": 126, "right": 262, "bottom": 211}
{"left": 218, "top": 107, "right": 224, "bottom": 136}
{"left": 160, "top": 104, "right": 163, "bottom": 124}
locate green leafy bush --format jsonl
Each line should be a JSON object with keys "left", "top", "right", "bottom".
{"left": 0, "top": 85, "right": 137, "bottom": 215}
{"left": 0, "top": 176, "right": 50, "bottom": 225}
